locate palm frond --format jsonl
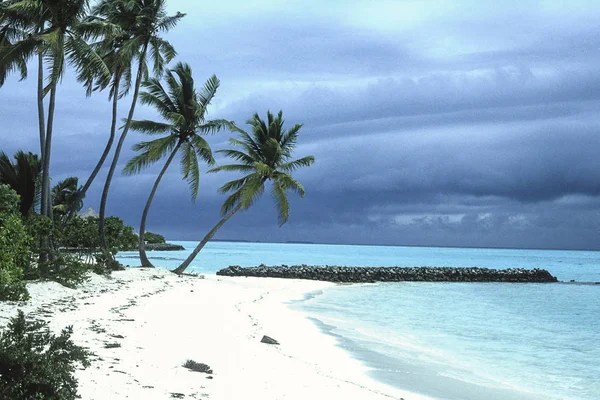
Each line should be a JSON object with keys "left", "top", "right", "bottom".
{"left": 208, "top": 163, "right": 254, "bottom": 174}
{"left": 129, "top": 119, "right": 173, "bottom": 134}
{"left": 278, "top": 155, "right": 315, "bottom": 172}
{"left": 196, "top": 119, "right": 236, "bottom": 136}
{"left": 216, "top": 148, "right": 255, "bottom": 165}
{"left": 217, "top": 175, "right": 250, "bottom": 194}
{"left": 276, "top": 173, "right": 306, "bottom": 197}
{"left": 123, "top": 135, "right": 178, "bottom": 175}
{"left": 196, "top": 74, "right": 219, "bottom": 116}
{"left": 190, "top": 134, "right": 215, "bottom": 165}
{"left": 180, "top": 141, "right": 200, "bottom": 200}
{"left": 155, "top": 11, "right": 185, "bottom": 32}
{"left": 271, "top": 180, "right": 289, "bottom": 226}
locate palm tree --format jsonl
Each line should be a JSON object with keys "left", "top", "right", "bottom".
{"left": 172, "top": 111, "right": 315, "bottom": 275}
{"left": 97, "top": 0, "right": 184, "bottom": 249}
{"left": 51, "top": 176, "right": 83, "bottom": 226}
{"left": 123, "top": 62, "right": 235, "bottom": 268}
{"left": 62, "top": 12, "right": 138, "bottom": 226}
{"left": 0, "top": 0, "right": 111, "bottom": 221}
{"left": 0, "top": 150, "right": 41, "bottom": 216}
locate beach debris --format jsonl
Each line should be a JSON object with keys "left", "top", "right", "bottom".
{"left": 183, "top": 359, "right": 213, "bottom": 374}
{"left": 104, "top": 342, "right": 121, "bottom": 349}
{"left": 260, "top": 335, "right": 280, "bottom": 345}
{"left": 170, "top": 393, "right": 185, "bottom": 398}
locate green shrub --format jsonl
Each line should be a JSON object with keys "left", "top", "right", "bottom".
{"left": 61, "top": 216, "right": 138, "bottom": 253}
{"left": 144, "top": 232, "right": 165, "bottom": 244}
{"left": 37, "top": 253, "right": 91, "bottom": 289}
{"left": 0, "top": 310, "right": 90, "bottom": 399}
{"left": 0, "top": 186, "right": 31, "bottom": 301}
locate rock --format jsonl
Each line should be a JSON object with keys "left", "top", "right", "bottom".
{"left": 260, "top": 335, "right": 280, "bottom": 345}
{"left": 216, "top": 265, "right": 558, "bottom": 283}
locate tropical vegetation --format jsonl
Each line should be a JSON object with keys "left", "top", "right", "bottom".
{"left": 0, "top": 310, "right": 90, "bottom": 399}
{"left": 1, "top": 0, "right": 316, "bottom": 396}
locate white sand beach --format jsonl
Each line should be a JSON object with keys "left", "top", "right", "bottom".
{"left": 0, "top": 268, "right": 432, "bottom": 400}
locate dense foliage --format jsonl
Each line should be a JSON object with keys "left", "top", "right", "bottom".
{"left": 0, "top": 310, "right": 90, "bottom": 400}
{"left": 0, "top": 185, "right": 31, "bottom": 301}
{"left": 144, "top": 231, "right": 165, "bottom": 244}
{"left": 62, "top": 216, "right": 137, "bottom": 252}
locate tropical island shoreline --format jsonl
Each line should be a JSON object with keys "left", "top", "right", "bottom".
{"left": 0, "top": 267, "right": 430, "bottom": 400}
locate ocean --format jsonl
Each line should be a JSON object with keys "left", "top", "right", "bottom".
{"left": 117, "top": 241, "right": 600, "bottom": 400}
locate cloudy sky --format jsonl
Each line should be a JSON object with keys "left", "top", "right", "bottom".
{"left": 2, "top": 0, "right": 600, "bottom": 250}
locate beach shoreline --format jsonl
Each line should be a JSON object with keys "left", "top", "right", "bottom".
{"left": 0, "top": 268, "right": 430, "bottom": 400}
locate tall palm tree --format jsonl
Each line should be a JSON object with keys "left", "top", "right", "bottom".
{"left": 173, "top": 111, "right": 315, "bottom": 275}
{"left": 0, "top": 150, "right": 41, "bottom": 216}
{"left": 62, "top": 14, "right": 138, "bottom": 226}
{"left": 123, "top": 62, "right": 235, "bottom": 268}
{"left": 97, "top": 0, "right": 184, "bottom": 249}
{"left": 0, "top": 0, "right": 111, "bottom": 220}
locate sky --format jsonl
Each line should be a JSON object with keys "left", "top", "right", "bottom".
{"left": 1, "top": 0, "right": 600, "bottom": 250}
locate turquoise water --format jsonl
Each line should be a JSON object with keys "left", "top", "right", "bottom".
{"left": 117, "top": 241, "right": 600, "bottom": 399}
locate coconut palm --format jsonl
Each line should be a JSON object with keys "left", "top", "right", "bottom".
{"left": 97, "top": 0, "right": 184, "bottom": 249}
{"left": 0, "top": 0, "right": 111, "bottom": 221}
{"left": 51, "top": 176, "right": 83, "bottom": 226}
{"left": 62, "top": 12, "right": 139, "bottom": 226}
{"left": 123, "top": 62, "right": 235, "bottom": 268}
{"left": 172, "top": 111, "right": 315, "bottom": 275}
{"left": 0, "top": 150, "right": 41, "bottom": 216}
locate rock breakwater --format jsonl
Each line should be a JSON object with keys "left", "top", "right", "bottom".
{"left": 216, "top": 265, "right": 558, "bottom": 283}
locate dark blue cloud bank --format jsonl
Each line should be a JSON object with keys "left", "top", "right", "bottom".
{"left": 1, "top": 0, "right": 599, "bottom": 250}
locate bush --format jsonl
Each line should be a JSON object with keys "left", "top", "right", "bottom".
{"left": 0, "top": 310, "right": 90, "bottom": 399}
{"left": 144, "top": 231, "right": 165, "bottom": 244}
{"left": 61, "top": 216, "right": 138, "bottom": 253}
{"left": 0, "top": 186, "right": 31, "bottom": 301}
{"left": 38, "top": 253, "right": 91, "bottom": 289}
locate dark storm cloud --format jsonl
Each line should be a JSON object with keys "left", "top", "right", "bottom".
{"left": 1, "top": 0, "right": 600, "bottom": 250}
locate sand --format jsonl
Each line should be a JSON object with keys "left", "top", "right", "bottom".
{"left": 0, "top": 268, "right": 433, "bottom": 400}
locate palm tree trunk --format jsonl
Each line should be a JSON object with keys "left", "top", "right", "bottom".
{"left": 173, "top": 204, "right": 243, "bottom": 275}
{"left": 41, "top": 83, "right": 57, "bottom": 219}
{"left": 138, "top": 142, "right": 182, "bottom": 268}
{"left": 64, "top": 72, "right": 122, "bottom": 227}
{"left": 99, "top": 45, "right": 148, "bottom": 249}
{"left": 37, "top": 51, "right": 46, "bottom": 157}
{"left": 38, "top": 83, "right": 56, "bottom": 262}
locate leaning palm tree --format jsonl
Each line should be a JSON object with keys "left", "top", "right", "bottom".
{"left": 97, "top": 0, "right": 184, "bottom": 249}
{"left": 123, "top": 62, "right": 235, "bottom": 268}
{"left": 62, "top": 14, "right": 138, "bottom": 226}
{"left": 173, "top": 111, "right": 315, "bottom": 275}
{"left": 0, "top": 150, "right": 41, "bottom": 216}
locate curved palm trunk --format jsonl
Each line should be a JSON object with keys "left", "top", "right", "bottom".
{"left": 99, "top": 45, "right": 148, "bottom": 249}
{"left": 39, "top": 83, "right": 57, "bottom": 262}
{"left": 40, "top": 83, "right": 56, "bottom": 219}
{"left": 173, "top": 204, "right": 243, "bottom": 275}
{"left": 138, "top": 142, "right": 182, "bottom": 268}
{"left": 37, "top": 51, "right": 46, "bottom": 157}
{"left": 64, "top": 72, "right": 122, "bottom": 227}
